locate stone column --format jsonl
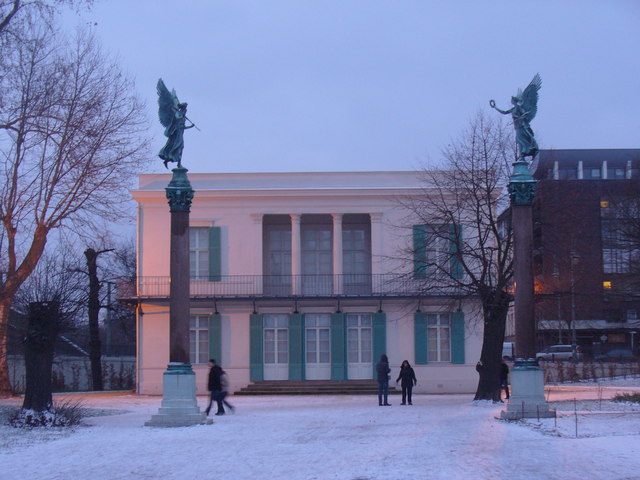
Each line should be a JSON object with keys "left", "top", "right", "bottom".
{"left": 501, "top": 159, "right": 554, "bottom": 420}
{"left": 332, "top": 213, "right": 343, "bottom": 295}
{"left": 290, "top": 214, "right": 301, "bottom": 295}
{"left": 146, "top": 166, "right": 209, "bottom": 427}
{"left": 370, "top": 213, "right": 383, "bottom": 276}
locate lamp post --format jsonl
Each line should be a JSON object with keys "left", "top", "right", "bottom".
{"left": 570, "top": 251, "right": 579, "bottom": 361}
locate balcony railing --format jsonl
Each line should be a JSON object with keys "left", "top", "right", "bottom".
{"left": 118, "top": 274, "right": 457, "bottom": 299}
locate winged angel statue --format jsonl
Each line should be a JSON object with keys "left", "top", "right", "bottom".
{"left": 490, "top": 74, "right": 542, "bottom": 160}
{"left": 157, "top": 79, "right": 196, "bottom": 168}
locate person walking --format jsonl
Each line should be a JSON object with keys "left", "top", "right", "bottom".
{"left": 396, "top": 360, "right": 417, "bottom": 405}
{"left": 376, "top": 354, "right": 392, "bottom": 406}
{"left": 205, "top": 359, "right": 224, "bottom": 416}
{"left": 218, "top": 369, "right": 235, "bottom": 414}
{"left": 500, "top": 357, "right": 510, "bottom": 402}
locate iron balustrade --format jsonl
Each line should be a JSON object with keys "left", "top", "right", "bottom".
{"left": 118, "top": 274, "right": 460, "bottom": 299}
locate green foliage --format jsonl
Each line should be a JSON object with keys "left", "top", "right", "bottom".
{"left": 8, "top": 399, "right": 85, "bottom": 428}
{"left": 612, "top": 392, "right": 640, "bottom": 404}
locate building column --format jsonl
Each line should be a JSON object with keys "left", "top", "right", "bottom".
{"left": 290, "top": 214, "right": 301, "bottom": 295}
{"left": 332, "top": 213, "right": 343, "bottom": 295}
{"left": 250, "top": 213, "right": 263, "bottom": 292}
{"left": 553, "top": 161, "right": 559, "bottom": 180}
{"left": 370, "top": 213, "right": 383, "bottom": 276}
{"left": 577, "top": 160, "right": 583, "bottom": 179}
{"left": 602, "top": 160, "right": 608, "bottom": 179}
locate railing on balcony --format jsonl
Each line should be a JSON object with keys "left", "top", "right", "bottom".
{"left": 120, "top": 274, "right": 454, "bottom": 299}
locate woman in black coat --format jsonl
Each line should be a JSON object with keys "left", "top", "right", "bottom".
{"left": 396, "top": 360, "right": 417, "bottom": 405}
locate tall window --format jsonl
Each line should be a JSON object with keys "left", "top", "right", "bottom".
{"left": 263, "top": 215, "right": 292, "bottom": 295}
{"left": 263, "top": 314, "right": 289, "bottom": 364}
{"left": 190, "top": 227, "right": 209, "bottom": 279}
{"left": 343, "top": 214, "right": 371, "bottom": 294}
{"left": 347, "top": 314, "right": 372, "bottom": 364}
{"left": 601, "top": 198, "right": 638, "bottom": 274}
{"left": 413, "top": 224, "right": 461, "bottom": 279}
{"left": 189, "top": 315, "right": 209, "bottom": 364}
{"left": 427, "top": 313, "right": 451, "bottom": 362}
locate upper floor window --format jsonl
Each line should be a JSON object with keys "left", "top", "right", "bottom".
{"left": 558, "top": 168, "right": 577, "bottom": 180}
{"left": 413, "top": 224, "right": 463, "bottom": 279}
{"left": 607, "top": 167, "right": 625, "bottom": 180}
{"left": 584, "top": 167, "right": 601, "bottom": 180}
{"left": 189, "top": 226, "right": 221, "bottom": 280}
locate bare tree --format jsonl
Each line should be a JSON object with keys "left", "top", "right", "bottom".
{"left": 0, "top": 0, "right": 92, "bottom": 36}
{"left": 13, "top": 251, "right": 85, "bottom": 413}
{"left": 0, "top": 22, "right": 150, "bottom": 396}
{"left": 398, "top": 112, "right": 516, "bottom": 401}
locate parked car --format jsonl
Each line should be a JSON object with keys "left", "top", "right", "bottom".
{"left": 502, "top": 342, "right": 515, "bottom": 361}
{"left": 535, "top": 344, "right": 581, "bottom": 361}
{"left": 594, "top": 349, "right": 635, "bottom": 362}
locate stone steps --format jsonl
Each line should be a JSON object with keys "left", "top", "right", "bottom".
{"left": 235, "top": 380, "right": 400, "bottom": 396}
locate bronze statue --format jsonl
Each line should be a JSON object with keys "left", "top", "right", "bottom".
{"left": 157, "top": 79, "right": 196, "bottom": 168}
{"left": 490, "top": 74, "right": 542, "bottom": 159}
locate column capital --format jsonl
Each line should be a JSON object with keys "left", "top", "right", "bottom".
{"left": 331, "top": 213, "right": 343, "bottom": 222}
{"left": 290, "top": 213, "right": 301, "bottom": 225}
{"left": 370, "top": 212, "right": 383, "bottom": 224}
{"left": 250, "top": 213, "right": 263, "bottom": 224}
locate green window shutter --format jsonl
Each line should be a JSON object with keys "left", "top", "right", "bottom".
{"left": 288, "top": 313, "right": 304, "bottom": 381}
{"left": 414, "top": 312, "right": 428, "bottom": 364}
{"left": 451, "top": 311, "right": 465, "bottom": 364}
{"left": 330, "top": 313, "right": 346, "bottom": 380}
{"left": 449, "top": 224, "right": 463, "bottom": 279}
{"left": 209, "top": 226, "right": 221, "bottom": 282}
{"left": 372, "top": 313, "right": 387, "bottom": 378}
{"left": 249, "top": 314, "right": 263, "bottom": 381}
{"left": 208, "top": 314, "right": 222, "bottom": 363}
{"left": 413, "top": 224, "right": 427, "bottom": 279}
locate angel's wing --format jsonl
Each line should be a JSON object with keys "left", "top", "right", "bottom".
{"left": 520, "top": 73, "right": 542, "bottom": 123}
{"left": 157, "top": 79, "right": 179, "bottom": 128}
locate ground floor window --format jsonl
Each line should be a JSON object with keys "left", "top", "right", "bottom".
{"left": 190, "top": 315, "right": 209, "bottom": 364}
{"left": 264, "top": 314, "right": 289, "bottom": 364}
{"left": 427, "top": 313, "right": 451, "bottom": 362}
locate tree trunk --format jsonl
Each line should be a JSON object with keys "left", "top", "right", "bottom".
{"left": 23, "top": 301, "right": 59, "bottom": 411}
{"left": 474, "top": 291, "right": 510, "bottom": 401}
{"left": 0, "top": 301, "right": 12, "bottom": 397}
{"left": 85, "top": 248, "right": 103, "bottom": 391}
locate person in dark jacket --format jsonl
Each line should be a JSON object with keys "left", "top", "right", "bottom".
{"left": 396, "top": 360, "right": 417, "bottom": 405}
{"left": 205, "top": 359, "right": 224, "bottom": 416}
{"left": 500, "top": 357, "right": 510, "bottom": 401}
{"left": 376, "top": 354, "right": 392, "bottom": 406}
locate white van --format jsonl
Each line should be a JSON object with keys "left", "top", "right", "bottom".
{"left": 502, "top": 342, "right": 515, "bottom": 360}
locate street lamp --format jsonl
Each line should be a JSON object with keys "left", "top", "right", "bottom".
{"left": 570, "top": 251, "right": 580, "bottom": 361}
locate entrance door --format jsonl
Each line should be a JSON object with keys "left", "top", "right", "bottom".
{"left": 305, "top": 314, "right": 331, "bottom": 380}
{"left": 263, "top": 314, "right": 289, "bottom": 380}
{"left": 347, "top": 314, "right": 373, "bottom": 379}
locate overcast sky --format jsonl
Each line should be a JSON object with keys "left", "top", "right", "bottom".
{"left": 62, "top": 1, "right": 639, "bottom": 175}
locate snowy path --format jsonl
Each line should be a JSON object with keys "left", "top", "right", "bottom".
{"left": 1, "top": 385, "right": 640, "bottom": 480}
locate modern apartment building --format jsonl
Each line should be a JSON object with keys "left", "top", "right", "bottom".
{"left": 530, "top": 149, "right": 640, "bottom": 356}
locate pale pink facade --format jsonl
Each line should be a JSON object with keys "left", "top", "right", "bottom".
{"left": 131, "top": 171, "right": 483, "bottom": 394}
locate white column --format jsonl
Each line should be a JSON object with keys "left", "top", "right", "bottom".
{"left": 332, "top": 213, "right": 343, "bottom": 294}
{"left": 553, "top": 161, "right": 559, "bottom": 180}
{"left": 602, "top": 160, "right": 608, "bottom": 179}
{"left": 627, "top": 160, "right": 632, "bottom": 179}
{"left": 577, "top": 160, "right": 583, "bottom": 179}
{"left": 250, "top": 213, "right": 263, "bottom": 292}
{"left": 370, "top": 213, "right": 383, "bottom": 276}
{"left": 290, "top": 214, "right": 301, "bottom": 295}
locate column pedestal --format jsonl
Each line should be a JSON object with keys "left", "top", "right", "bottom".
{"left": 501, "top": 360, "right": 555, "bottom": 420}
{"left": 145, "top": 363, "right": 211, "bottom": 427}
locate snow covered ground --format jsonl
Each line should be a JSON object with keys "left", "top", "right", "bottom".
{"left": 1, "top": 379, "right": 640, "bottom": 480}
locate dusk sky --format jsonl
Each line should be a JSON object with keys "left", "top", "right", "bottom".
{"left": 63, "top": 1, "right": 639, "bottom": 175}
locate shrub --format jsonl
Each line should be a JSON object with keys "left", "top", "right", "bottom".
{"left": 8, "top": 399, "right": 85, "bottom": 428}
{"left": 612, "top": 392, "right": 640, "bottom": 404}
